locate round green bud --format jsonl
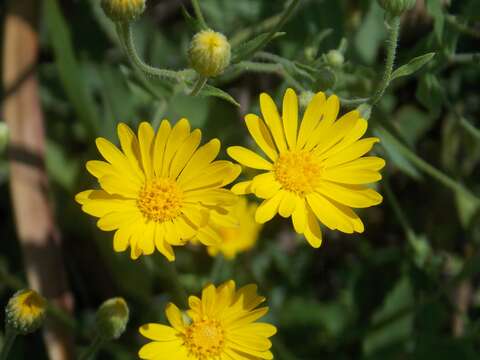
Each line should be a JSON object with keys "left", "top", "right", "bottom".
{"left": 101, "top": 0, "right": 146, "bottom": 23}
{"left": 377, "top": 0, "right": 416, "bottom": 16}
{"left": 5, "top": 289, "right": 46, "bottom": 335}
{"left": 325, "top": 50, "right": 345, "bottom": 68}
{"left": 188, "top": 30, "right": 231, "bottom": 77}
{"left": 95, "top": 297, "right": 129, "bottom": 340}
{"left": 299, "top": 91, "right": 315, "bottom": 109}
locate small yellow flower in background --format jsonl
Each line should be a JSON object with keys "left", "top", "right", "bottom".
{"left": 139, "top": 281, "right": 276, "bottom": 360}
{"left": 76, "top": 120, "right": 240, "bottom": 261}
{"left": 6, "top": 289, "right": 46, "bottom": 335}
{"left": 208, "top": 197, "right": 262, "bottom": 259}
{"left": 227, "top": 88, "right": 385, "bottom": 248}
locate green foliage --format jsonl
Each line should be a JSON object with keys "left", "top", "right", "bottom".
{"left": 1, "top": 0, "right": 480, "bottom": 359}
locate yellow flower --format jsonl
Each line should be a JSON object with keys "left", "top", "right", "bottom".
{"left": 76, "top": 120, "right": 240, "bottom": 261}
{"left": 208, "top": 197, "right": 262, "bottom": 259}
{"left": 6, "top": 289, "right": 46, "bottom": 335}
{"left": 227, "top": 89, "right": 385, "bottom": 248}
{"left": 139, "top": 281, "right": 276, "bottom": 360}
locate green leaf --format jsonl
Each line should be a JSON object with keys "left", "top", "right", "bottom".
{"left": 391, "top": 53, "right": 436, "bottom": 81}
{"left": 231, "top": 32, "right": 285, "bottom": 63}
{"left": 43, "top": 0, "right": 101, "bottom": 137}
{"left": 198, "top": 85, "right": 240, "bottom": 107}
{"left": 363, "top": 276, "right": 414, "bottom": 355}
{"left": 416, "top": 74, "right": 444, "bottom": 118}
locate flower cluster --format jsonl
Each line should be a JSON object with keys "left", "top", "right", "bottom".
{"left": 75, "top": 88, "right": 384, "bottom": 359}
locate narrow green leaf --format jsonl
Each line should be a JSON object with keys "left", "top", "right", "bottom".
{"left": 198, "top": 85, "right": 240, "bottom": 107}
{"left": 391, "top": 53, "right": 436, "bottom": 81}
{"left": 231, "top": 32, "right": 285, "bottom": 64}
{"left": 43, "top": 0, "right": 100, "bottom": 137}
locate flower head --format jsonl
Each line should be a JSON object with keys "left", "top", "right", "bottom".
{"left": 227, "top": 89, "right": 385, "bottom": 248}
{"left": 101, "top": 0, "right": 146, "bottom": 22}
{"left": 5, "top": 289, "right": 46, "bottom": 335}
{"left": 188, "top": 30, "right": 231, "bottom": 77}
{"left": 76, "top": 120, "right": 240, "bottom": 261}
{"left": 208, "top": 198, "right": 262, "bottom": 259}
{"left": 139, "top": 281, "right": 276, "bottom": 360}
{"left": 96, "top": 297, "right": 129, "bottom": 340}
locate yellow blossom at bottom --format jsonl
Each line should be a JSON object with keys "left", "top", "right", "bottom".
{"left": 139, "top": 281, "right": 276, "bottom": 360}
{"left": 208, "top": 198, "right": 262, "bottom": 259}
{"left": 6, "top": 289, "right": 46, "bottom": 334}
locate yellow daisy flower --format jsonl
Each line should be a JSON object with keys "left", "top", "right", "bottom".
{"left": 76, "top": 120, "right": 240, "bottom": 261}
{"left": 139, "top": 281, "right": 276, "bottom": 360}
{"left": 227, "top": 89, "right": 385, "bottom": 248}
{"left": 208, "top": 198, "right": 262, "bottom": 259}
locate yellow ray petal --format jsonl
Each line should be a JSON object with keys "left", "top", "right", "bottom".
{"left": 227, "top": 146, "right": 273, "bottom": 170}
{"left": 177, "top": 138, "right": 220, "bottom": 183}
{"left": 139, "top": 323, "right": 178, "bottom": 341}
{"left": 304, "top": 207, "right": 323, "bottom": 248}
{"left": 322, "top": 138, "right": 380, "bottom": 168}
{"left": 138, "top": 122, "right": 155, "bottom": 179}
{"left": 162, "top": 118, "right": 190, "bottom": 176}
{"left": 153, "top": 120, "right": 171, "bottom": 177}
{"left": 169, "top": 129, "right": 201, "bottom": 179}
{"left": 296, "top": 92, "right": 326, "bottom": 149}
{"left": 282, "top": 88, "right": 298, "bottom": 150}
{"left": 291, "top": 198, "right": 306, "bottom": 233}
{"left": 245, "top": 114, "right": 278, "bottom": 161}
{"left": 260, "top": 93, "right": 287, "bottom": 152}
{"left": 278, "top": 191, "right": 297, "bottom": 218}
{"left": 117, "top": 123, "right": 144, "bottom": 179}
{"left": 317, "top": 181, "right": 383, "bottom": 208}
{"left": 255, "top": 191, "right": 283, "bottom": 223}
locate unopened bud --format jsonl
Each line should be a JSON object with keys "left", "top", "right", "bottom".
{"left": 377, "top": 0, "right": 416, "bottom": 16}
{"left": 101, "top": 0, "right": 146, "bottom": 22}
{"left": 188, "top": 30, "right": 231, "bottom": 77}
{"left": 5, "top": 289, "right": 46, "bottom": 335}
{"left": 325, "top": 50, "right": 344, "bottom": 68}
{"left": 95, "top": 297, "right": 129, "bottom": 340}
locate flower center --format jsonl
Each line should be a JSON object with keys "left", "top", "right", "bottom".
{"left": 184, "top": 319, "right": 225, "bottom": 359}
{"left": 137, "top": 178, "right": 183, "bottom": 222}
{"left": 273, "top": 151, "right": 321, "bottom": 195}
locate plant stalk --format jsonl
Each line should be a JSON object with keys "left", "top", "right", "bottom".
{"left": 370, "top": 16, "right": 401, "bottom": 106}
{"left": 0, "top": 328, "right": 17, "bottom": 360}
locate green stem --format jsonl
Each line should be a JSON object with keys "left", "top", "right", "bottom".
{"left": 446, "top": 15, "right": 480, "bottom": 39}
{"left": 379, "top": 126, "right": 480, "bottom": 205}
{"left": 449, "top": 52, "right": 480, "bottom": 65}
{"left": 369, "top": 16, "right": 401, "bottom": 106}
{"left": 191, "top": 0, "right": 208, "bottom": 30}
{"left": 233, "top": 0, "right": 300, "bottom": 63}
{"left": 116, "top": 22, "right": 179, "bottom": 81}
{"left": 0, "top": 328, "right": 16, "bottom": 360}
{"left": 189, "top": 76, "right": 207, "bottom": 96}
{"left": 79, "top": 335, "right": 104, "bottom": 360}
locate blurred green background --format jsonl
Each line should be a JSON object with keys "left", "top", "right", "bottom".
{"left": 1, "top": 0, "right": 480, "bottom": 358}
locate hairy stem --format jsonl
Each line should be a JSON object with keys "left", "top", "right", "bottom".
{"left": 370, "top": 16, "right": 401, "bottom": 106}
{"left": 189, "top": 76, "right": 208, "bottom": 96}
{"left": 79, "top": 335, "right": 104, "bottom": 360}
{"left": 0, "top": 328, "right": 16, "bottom": 360}
{"left": 191, "top": 0, "right": 208, "bottom": 30}
{"left": 116, "top": 22, "right": 179, "bottom": 81}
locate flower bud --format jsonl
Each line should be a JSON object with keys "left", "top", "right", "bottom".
{"left": 95, "top": 297, "right": 129, "bottom": 340}
{"left": 325, "top": 50, "right": 345, "bottom": 68}
{"left": 188, "top": 30, "right": 231, "bottom": 77}
{"left": 5, "top": 289, "right": 46, "bottom": 335}
{"left": 101, "top": 0, "right": 146, "bottom": 23}
{"left": 377, "top": 0, "right": 416, "bottom": 16}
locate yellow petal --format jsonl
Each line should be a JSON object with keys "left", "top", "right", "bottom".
{"left": 322, "top": 138, "right": 380, "bottom": 168}
{"left": 291, "top": 198, "right": 306, "bottom": 233}
{"left": 231, "top": 181, "right": 253, "bottom": 195}
{"left": 169, "top": 129, "right": 201, "bottom": 179}
{"left": 86, "top": 160, "right": 114, "bottom": 179}
{"left": 260, "top": 93, "right": 287, "bottom": 152}
{"left": 177, "top": 138, "right": 220, "bottom": 183}
{"left": 165, "top": 303, "right": 185, "bottom": 332}
{"left": 255, "top": 191, "right": 283, "bottom": 223}
{"left": 227, "top": 146, "right": 273, "bottom": 170}
{"left": 282, "top": 88, "right": 298, "bottom": 150}
{"left": 162, "top": 118, "right": 190, "bottom": 177}
{"left": 245, "top": 114, "right": 278, "bottom": 161}
{"left": 138, "top": 122, "right": 155, "bottom": 179}
{"left": 317, "top": 181, "right": 383, "bottom": 208}
{"left": 322, "top": 168, "right": 382, "bottom": 184}
{"left": 278, "top": 191, "right": 297, "bottom": 218}
{"left": 296, "top": 92, "right": 326, "bottom": 149}
{"left": 153, "top": 120, "right": 171, "bottom": 177}
{"left": 154, "top": 225, "right": 175, "bottom": 261}
{"left": 304, "top": 208, "right": 323, "bottom": 248}
{"left": 97, "top": 211, "right": 141, "bottom": 231}
{"left": 99, "top": 175, "right": 140, "bottom": 198}
{"left": 139, "top": 323, "right": 178, "bottom": 341}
